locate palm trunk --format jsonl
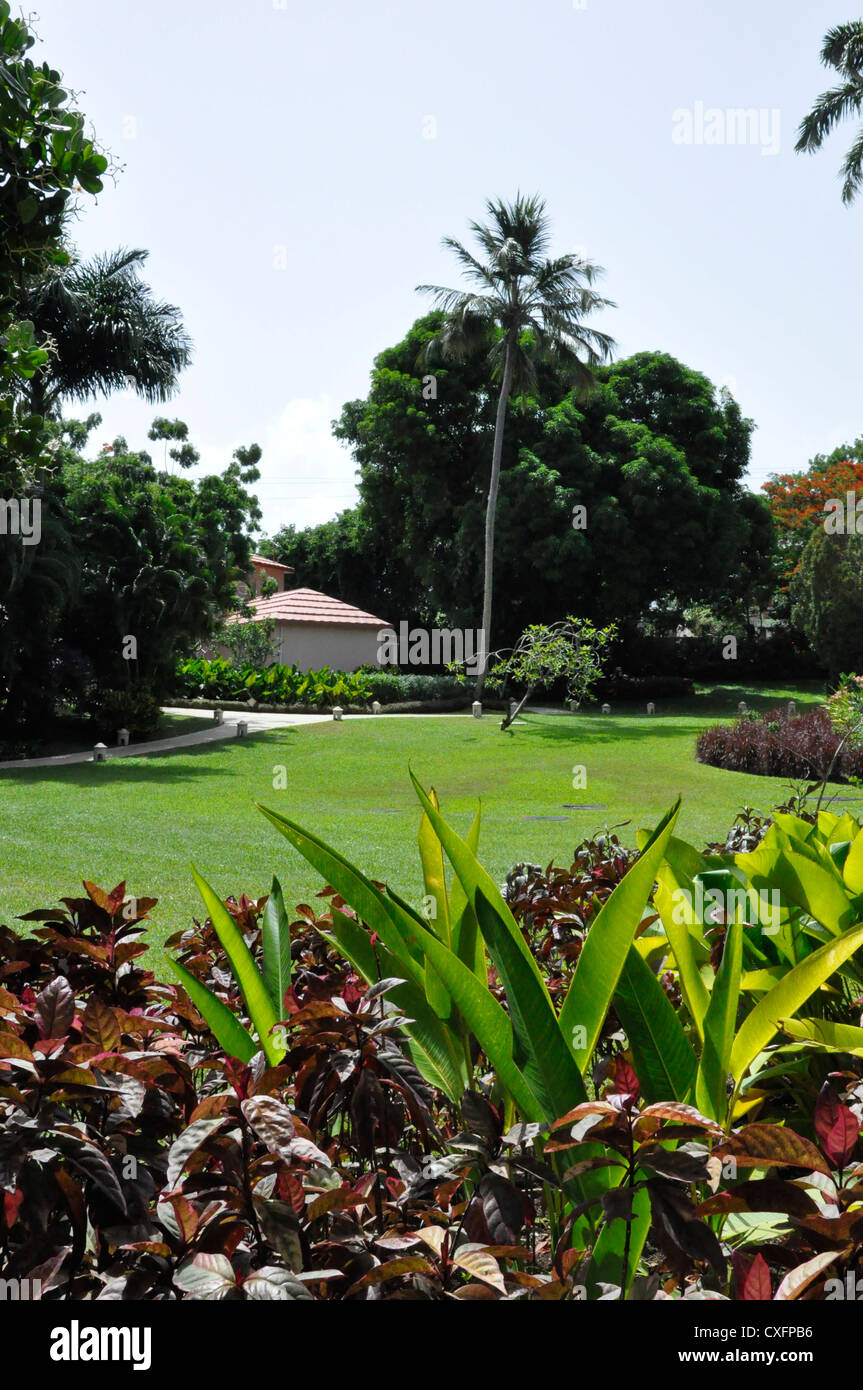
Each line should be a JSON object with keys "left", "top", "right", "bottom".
{"left": 474, "top": 338, "right": 515, "bottom": 701}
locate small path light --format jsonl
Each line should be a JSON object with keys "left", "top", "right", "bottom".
{"left": 236, "top": 720, "right": 248, "bottom": 737}
{"left": 738, "top": 701, "right": 747, "bottom": 714}
{"left": 371, "top": 701, "right": 381, "bottom": 715}
{"left": 93, "top": 743, "right": 108, "bottom": 762}
{"left": 788, "top": 700, "right": 797, "bottom": 716}
{"left": 646, "top": 702, "right": 655, "bottom": 715}
{"left": 213, "top": 708, "right": 224, "bottom": 726}
{"left": 601, "top": 703, "right": 611, "bottom": 716}
{"left": 472, "top": 701, "right": 482, "bottom": 719}
{"left": 117, "top": 728, "right": 130, "bottom": 746}
{"left": 333, "top": 706, "right": 344, "bottom": 721}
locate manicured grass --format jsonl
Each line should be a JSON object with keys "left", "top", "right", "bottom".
{"left": 0, "top": 681, "right": 844, "bottom": 971}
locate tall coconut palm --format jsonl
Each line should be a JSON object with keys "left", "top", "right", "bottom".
{"left": 796, "top": 22, "right": 863, "bottom": 203}
{"left": 17, "top": 247, "right": 192, "bottom": 416}
{"left": 417, "top": 194, "right": 615, "bottom": 698}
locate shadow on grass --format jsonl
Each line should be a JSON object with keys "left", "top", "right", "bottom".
{"left": 0, "top": 727, "right": 307, "bottom": 787}
{"left": 516, "top": 715, "right": 707, "bottom": 744}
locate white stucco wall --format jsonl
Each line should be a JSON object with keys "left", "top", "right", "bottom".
{"left": 275, "top": 622, "right": 393, "bottom": 672}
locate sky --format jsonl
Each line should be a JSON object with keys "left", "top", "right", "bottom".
{"left": 29, "top": 0, "right": 863, "bottom": 537}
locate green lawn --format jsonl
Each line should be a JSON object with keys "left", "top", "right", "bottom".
{"left": 0, "top": 681, "right": 846, "bottom": 971}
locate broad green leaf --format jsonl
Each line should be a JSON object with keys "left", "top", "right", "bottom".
{"left": 323, "top": 907, "right": 468, "bottom": 1099}
{"left": 257, "top": 802, "right": 425, "bottom": 983}
{"left": 410, "top": 774, "right": 581, "bottom": 1117}
{"left": 560, "top": 800, "right": 680, "bottom": 1073}
{"left": 409, "top": 774, "right": 550, "bottom": 1002}
{"left": 191, "top": 867, "right": 282, "bottom": 1065}
{"left": 417, "top": 788, "right": 450, "bottom": 944}
{"left": 780, "top": 1015, "right": 863, "bottom": 1057}
{"left": 843, "top": 825, "right": 863, "bottom": 894}
{"left": 451, "top": 897, "right": 485, "bottom": 984}
{"left": 391, "top": 910, "right": 543, "bottom": 1119}
{"left": 740, "top": 967, "right": 786, "bottom": 992}
{"left": 417, "top": 789, "right": 453, "bottom": 1019}
{"left": 587, "top": 1185, "right": 651, "bottom": 1297}
{"left": 696, "top": 917, "right": 742, "bottom": 1121}
{"left": 730, "top": 921, "right": 863, "bottom": 1087}
{"left": 654, "top": 864, "right": 711, "bottom": 1039}
{"left": 735, "top": 846, "right": 855, "bottom": 936}
{"left": 450, "top": 805, "right": 486, "bottom": 981}
{"left": 824, "top": 813, "right": 858, "bottom": 849}
{"left": 816, "top": 810, "right": 840, "bottom": 840}
{"left": 772, "top": 812, "right": 817, "bottom": 844}
{"left": 474, "top": 889, "right": 586, "bottom": 1119}
{"left": 449, "top": 803, "right": 482, "bottom": 926}
{"left": 167, "top": 957, "right": 256, "bottom": 1063}
{"left": 261, "top": 876, "right": 292, "bottom": 1015}
{"left": 759, "top": 822, "right": 820, "bottom": 864}
{"left": 614, "top": 945, "right": 697, "bottom": 1104}
{"left": 637, "top": 831, "right": 706, "bottom": 884}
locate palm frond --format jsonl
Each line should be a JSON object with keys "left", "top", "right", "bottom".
{"left": 840, "top": 123, "right": 863, "bottom": 204}
{"left": 821, "top": 21, "right": 863, "bottom": 74}
{"left": 795, "top": 81, "right": 863, "bottom": 152}
{"left": 18, "top": 246, "right": 192, "bottom": 412}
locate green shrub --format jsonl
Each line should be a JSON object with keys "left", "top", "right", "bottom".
{"left": 357, "top": 668, "right": 467, "bottom": 703}
{"left": 173, "top": 658, "right": 371, "bottom": 706}
{"left": 91, "top": 687, "right": 162, "bottom": 738}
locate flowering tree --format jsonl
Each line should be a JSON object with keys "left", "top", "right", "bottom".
{"left": 763, "top": 459, "right": 863, "bottom": 584}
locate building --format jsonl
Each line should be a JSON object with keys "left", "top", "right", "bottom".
{"left": 225, "top": 587, "right": 394, "bottom": 672}
{"left": 238, "top": 554, "right": 295, "bottom": 599}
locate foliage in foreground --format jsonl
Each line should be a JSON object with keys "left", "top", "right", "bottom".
{"left": 7, "top": 784, "right": 863, "bottom": 1299}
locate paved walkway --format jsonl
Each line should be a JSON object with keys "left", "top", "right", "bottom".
{"left": 0, "top": 707, "right": 331, "bottom": 771}
{"left": 0, "top": 704, "right": 488, "bottom": 772}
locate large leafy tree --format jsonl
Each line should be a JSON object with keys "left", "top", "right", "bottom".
{"left": 796, "top": 21, "right": 863, "bottom": 203}
{"left": 0, "top": 1, "right": 108, "bottom": 490}
{"left": 59, "top": 431, "right": 260, "bottom": 704}
{"left": 274, "top": 330, "right": 774, "bottom": 646}
{"left": 18, "top": 248, "right": 192, "bottom": 417}
{"left": 1, "top": 420, "right": 261, "bottom": 738}
{"left": 790, "top": 529, "right": 863, "bottom": 677}
{"left": 416, "top": 194, "right": 615, "bottom": 695}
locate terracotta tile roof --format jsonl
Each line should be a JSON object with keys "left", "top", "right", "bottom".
{"left": 227, "top": 587, "right": 392, "bottom": 629}
{"left": 250, "top": 554, "right": 294, "bottom": 572}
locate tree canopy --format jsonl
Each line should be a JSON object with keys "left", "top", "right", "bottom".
{"left": 0, "top": 419, "right": 261, "bottom": 736}
{"left": 268, "top": 318, "right": 775, "bottom": 645}
{"left": 791, "top": 529, "right": 863, "bottom": 678}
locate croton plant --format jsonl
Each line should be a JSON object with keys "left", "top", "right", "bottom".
{"left": 3, "top": 780, "right": 863, "bottom": 1300}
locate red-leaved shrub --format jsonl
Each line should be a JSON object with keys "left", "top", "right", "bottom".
{"left": 695, "top": 706, "right": 863, "bottom": 783}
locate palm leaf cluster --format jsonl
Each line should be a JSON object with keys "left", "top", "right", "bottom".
{"left": 17, "top": 247, "right": 192, "bottom": 415}
{"left": 796, "top": 21, "right": 863, "bottom": 205}
{"left": 417, "top": 192, "right": 614, "bottom": 392}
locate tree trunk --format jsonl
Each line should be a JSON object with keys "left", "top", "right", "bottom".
{"left": 474, "top": 337, "right": 515, "bottom": 701}
{"left": 28, "top": 372, "right": 46, "bottom": 419}
{"left": 500, "top": 684, "right": 534, "bottom": 731}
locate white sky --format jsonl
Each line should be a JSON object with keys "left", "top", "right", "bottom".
{"left": 30, "top": 0, "right": 863, "bottom": 535}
